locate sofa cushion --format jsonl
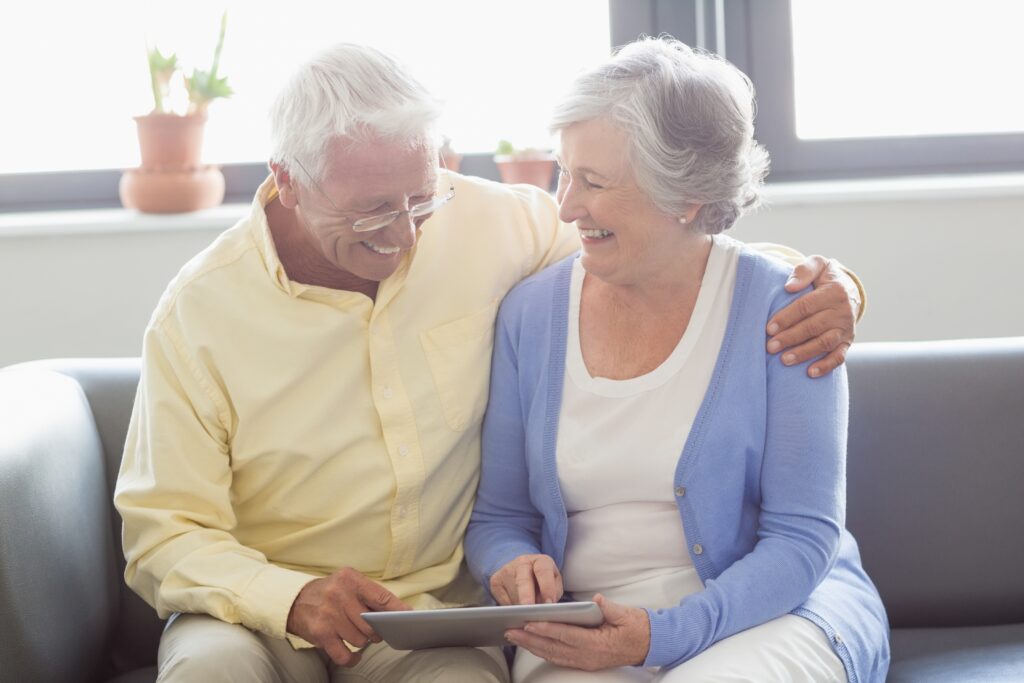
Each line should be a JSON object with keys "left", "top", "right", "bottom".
{"left": 106, "top": 666, "right": 158, "bottom": 683}
{"left": 846, "top": 338, "right": 1024, "bottom": 628}
{"left": 889, "top": 623, "right": 1024, "bottom": 682}
{"left": 0, "top": 369, "right": 119, "bottom": 682}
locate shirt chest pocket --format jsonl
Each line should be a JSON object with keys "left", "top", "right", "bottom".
{"left": 419, "top": 300, "right": 499, "bottom": 432}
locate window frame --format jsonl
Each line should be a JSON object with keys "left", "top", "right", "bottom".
{"left": 0, "top": 165, "right": 269, "bottom": 213}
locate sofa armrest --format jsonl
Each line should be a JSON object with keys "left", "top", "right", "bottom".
{"left": 0, "top": 368, "right": 119, "bottom": 682}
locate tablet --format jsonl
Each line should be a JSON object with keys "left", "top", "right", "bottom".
{"left": 362, "top": 601, "right": 604, "bottom": 650}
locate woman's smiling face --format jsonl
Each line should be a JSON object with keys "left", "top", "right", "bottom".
{"left": 556, "top": 118, "right": 697, "bottom": 287}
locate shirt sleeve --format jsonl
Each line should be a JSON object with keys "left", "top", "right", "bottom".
{"left": 644, "top": 292, "right": 849, "bottom": 668}
{"left": 465, "top": 301, "right": 546, "bottom": 595}
{"left": 505, "top": 184, "right": 580, "bottom": 276}
{"left": 748, "top": 242, "right": 867, "bottom": 321}
{"left": 114, "top": 316, "right": 316, "bottom": 640}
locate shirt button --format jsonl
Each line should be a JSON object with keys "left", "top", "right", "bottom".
{"left": 382, "top": 386, "right": 393, "bottom": 399}
{"left": 398, "top": 445, "right": 409, "bottom": 457}
{"left": 675, "top": 486, "right": 686, "bottom": 497}
{"left": 398, "top": 506, "right": 407, "bottom": 518}
{"left": 692, "top": 543, "right": 704, "bottom": 555}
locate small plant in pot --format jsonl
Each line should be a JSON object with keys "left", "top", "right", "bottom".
{"left": 493, "top": 140, "right": 556, "bottom": 190}
{"left": 438, "top": 136, "right": 462, "bottom": 174}
{"left": 120, "top": 12, "right": 233, "bottom": 214}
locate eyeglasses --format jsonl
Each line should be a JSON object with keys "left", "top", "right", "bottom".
{"left": 293, "top": 155, "right": 456, "bottom": 233}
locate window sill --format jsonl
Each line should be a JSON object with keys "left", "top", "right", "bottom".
{"left": 2, "top": 172, "right": 1023, "bottom": 238}
{"left": 0, "top": 203, "right": 250, "bottom": 238}
{"left": 762, "top": 171, "right": 1024, "bottom": 206}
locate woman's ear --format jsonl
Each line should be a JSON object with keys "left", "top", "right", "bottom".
{"left": 270, "top": 161, "right": 299, "bottom": 209}
{"left": 678, "top": 203, "right": 703, "bottom": 225}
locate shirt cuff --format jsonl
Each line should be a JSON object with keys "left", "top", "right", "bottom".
{"left": 841, "top": 265, "right": 868, "bottom": 322}
{"left": 238, "top": 563, "right": 318, "bottom": 640}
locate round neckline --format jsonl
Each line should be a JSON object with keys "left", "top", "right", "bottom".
{"left": 566, "top": 235, "right": 731, "bottom": 398}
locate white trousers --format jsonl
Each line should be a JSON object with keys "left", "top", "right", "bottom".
{"left": 513, "top": 613, "right": 846, "bottom": 683}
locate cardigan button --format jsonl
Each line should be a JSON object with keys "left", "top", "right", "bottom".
{"left": 693, "top": 543, "right": 704, "bottom": 555}
{"left": 834, "top": 633, "right": 844, "bottom": 645}
{"left": 675, "top": 486, "right": 686, "bottom": 497}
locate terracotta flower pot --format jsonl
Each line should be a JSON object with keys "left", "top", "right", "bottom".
{"left": 134, "top": 113, "right": 208, "bottom": 171}
{"left": 121, "top": 112, "right": 225, "bottom": 213}
{"left": 494, "top": 156, "right": 556, "bottom": 190}
{"left": 119, "top": 167, "right": 225, "bottom": 214}
{"left": 440, "top": 150, "right": 462, "bottom": 174}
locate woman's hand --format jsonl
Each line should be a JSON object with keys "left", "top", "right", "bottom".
{"left": 767, "top": 255, "right": 862, "bottom": 378}
{"left": 490, "top": 554, "right": 564, "bottom": 605}
{"left": 505, "top": 593, "right": 650, "bottom": 670}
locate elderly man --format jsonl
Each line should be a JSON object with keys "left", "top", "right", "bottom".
{"left": 114, "top": 43, "right": 863, "bottom": 682}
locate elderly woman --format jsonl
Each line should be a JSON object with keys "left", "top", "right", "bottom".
{"left": 465, "top": 38, "right": 889, "bottom": 683}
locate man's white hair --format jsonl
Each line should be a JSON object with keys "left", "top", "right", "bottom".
{"left": 269, "top": 43, "right": 442, "bottom": 185}
{"left": 550, "top": 36, "right": 769, "bottom": 235}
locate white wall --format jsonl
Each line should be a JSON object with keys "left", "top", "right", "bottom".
{"left": 732, "top": 191, "right": 1024, "bottom": 345}
{"left": 1, "top": 186, "right": 1023, "bottom": 368}
{"left": 1, "top": 226, "right": 223, "bottom": 367}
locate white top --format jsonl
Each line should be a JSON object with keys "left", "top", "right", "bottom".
{"left": 557, "top": 234, "right": 741, "bottom": 606}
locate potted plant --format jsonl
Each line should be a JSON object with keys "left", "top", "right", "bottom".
{"left": 119, "top": 12, "right": 233, "bottom": 213}
{"left": 493, "top": 140, "right": 556, "bottom": 190}
{"left": 438, "top": 136, "right": 462, "bottom": 173}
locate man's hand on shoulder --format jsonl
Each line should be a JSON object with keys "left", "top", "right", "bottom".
{"left": 766, "top": 255, "right": 862, "bottom": 379}
{"left": 287, "top": 567, "right": 409, "bottom": 667}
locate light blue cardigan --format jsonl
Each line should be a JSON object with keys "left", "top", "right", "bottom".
{"left": 465, "top": 249, "right": 890, "bottom": 682}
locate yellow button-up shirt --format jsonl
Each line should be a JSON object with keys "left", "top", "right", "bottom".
{"left": 115, "top": 173, "right": 578, "bottom": 642}
{"left": 114, "top": 171, "right": 853, "bottom": 644}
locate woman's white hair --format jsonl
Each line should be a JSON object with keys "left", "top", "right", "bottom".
{"left": 550, "top": 36, "right": 769, "bottom": 234}
{"left": 269, "top": 43, "right": 442, "bottom": 185}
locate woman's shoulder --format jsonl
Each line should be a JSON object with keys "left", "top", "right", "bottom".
{"left": 728, "top": 237, "right": 790, "bottom": 282}
{"left": 731, "top": 238, "right": 803, "bottom": 315}
{"left": 499, "top": 252, "right": 578, "bottom": 319}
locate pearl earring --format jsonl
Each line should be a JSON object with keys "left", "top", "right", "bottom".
{"left": 678, "top": 216, "right": 688, "bottom": 224}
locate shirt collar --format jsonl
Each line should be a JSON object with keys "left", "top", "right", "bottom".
{"left": 247, "top": 174, "right": 415, "bottom": 306}
{"left": 249, "top": 174, "right": 309, "bottom": 297}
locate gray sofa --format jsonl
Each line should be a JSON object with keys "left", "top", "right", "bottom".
{"left": 1, "top": 338, "right": 1022, "bottom": 682}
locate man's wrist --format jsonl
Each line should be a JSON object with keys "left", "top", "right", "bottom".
{"left": 837, "top": 263, "right": 867, "bottom": 322}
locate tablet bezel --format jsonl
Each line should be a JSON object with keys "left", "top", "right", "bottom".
{"left": 362, "top": 601, "right": 604, "bottom": 650}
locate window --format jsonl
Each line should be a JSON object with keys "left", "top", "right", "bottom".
{"left": 0, "top": 1, "right": 610, "bottom": 209}
{"left": 790, "top": 0, "right": 1024, "bottom": 141}
{"left": 611, "top": 0, "right": 1024, "bottom": 181}
{"left": 6, "top": 0, "right": 1021, "bottom": 211}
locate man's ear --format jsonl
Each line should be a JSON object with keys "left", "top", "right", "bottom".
{"left": 270, "top": 161, "right": 299, "bottom": 209}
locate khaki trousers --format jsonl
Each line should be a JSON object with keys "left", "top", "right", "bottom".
{"left": 158, "top": 613, "right": 509, "bottom": 683}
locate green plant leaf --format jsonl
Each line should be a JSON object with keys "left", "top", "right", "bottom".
{"left": 186, "top": 69, "right": 233, "bottom": 112}
{"left": 147, "top": 46, "right": 178, "bottom": 75}
{"left": 146, "top": 46, "right": 179, "bottom": 113}
{"left": 185, "top": 11, "right": 231, "bottom": 113}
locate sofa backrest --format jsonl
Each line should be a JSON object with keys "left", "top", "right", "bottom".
{"left": 846, "top": 337, "right": 1024, "bottom": 628}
